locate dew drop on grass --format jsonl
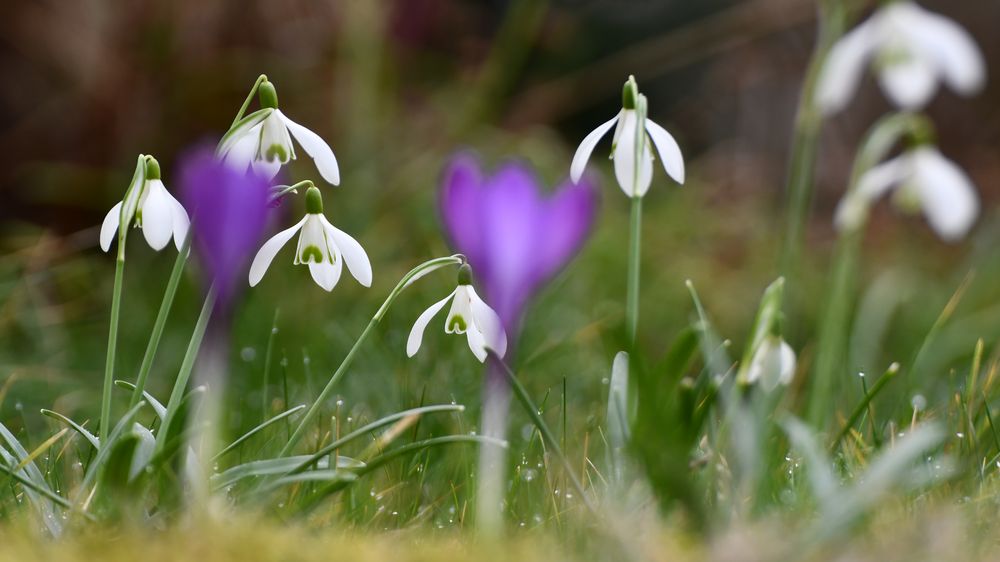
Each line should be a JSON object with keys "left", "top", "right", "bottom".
{"left": 521, "top": 469, "right": 537, "bottom": 482}
{"left": 956, "top": 432, "right": 965, "bottom": 439}
{"left": 601, "top": 378, "right": 609, "bottom": 385}
{"left": 336, "top": 399, "right": 344, "bottom": 407}
{"left": 240, "top": 347, "right": 256, "bottom": 362}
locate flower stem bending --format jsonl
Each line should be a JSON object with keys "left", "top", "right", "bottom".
{"left": 230, "top": 74, "right": 268, "bottom": 130}
{"left": 279, "top": 254, "right": 465, "bottom": 458}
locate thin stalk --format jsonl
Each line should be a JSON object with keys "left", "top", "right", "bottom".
{"left": 154, "top": 287, "right": 217, "bottom": 455}
{"left": 492, "top": 354, "right": 599, "bottom": 518}
{"left": 231, "top": 74, "right": 267, "bottom": 130}
{"left": 830, "top": 362, "right": 899, "bottom": 451}
{"left": 626, "top": 196, "right": 643, "bottom": 346}
{"left": 129, "top": 233, "right": 191, "bottom": 409}
{"left": 279, "top": 255, "right": 465, "bottom": 457}
{"left": 780, "top": 0, "right": 846, "bottom": 273}
{"left": 100, "top": 255, "right": 125, "bottom": 444}
{"left": 262, "top": 309, "right": 280, "bottom": 416}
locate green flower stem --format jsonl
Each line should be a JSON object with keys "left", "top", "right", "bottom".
{"left": 100, "top": 254, "right": 125, "bottom": 444}
{"left": 807, "top": 112, "right": 928, "bottom": 427}
{"left": 154, "top": 286, "right": 217, "bottom": 456}
{"left": 492, "top": 354, "right": 599, "bottom": 518}
{"left": 830, "top": 362, "right": 900, "bottom": 451}
{"left": 279, "top": 255, "right": 465, "bottom": 458}
{"left": 129, "top": 233, "right": 191, "bottom": 409}
{"left": 230, "top": 74, "right": 268, "bottom": 130}
{"left": 626, "top": 196, "right": 643, "bottom": 346}
{"left": 780, "top": 0, "right": 847, "bottom": 274}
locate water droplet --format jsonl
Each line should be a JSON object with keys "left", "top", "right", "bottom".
{"left": 240, "top": 347, "right": 256, "bottom": 362}
{"left": 601, "top": 378, "right": 610, "bottom": 385}
{"left": 521, "top": 469, "right": 538, "bottom": 482}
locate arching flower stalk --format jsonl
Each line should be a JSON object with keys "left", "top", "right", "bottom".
{"left": 100, "top": 154, "right": 190, "bottom": 256}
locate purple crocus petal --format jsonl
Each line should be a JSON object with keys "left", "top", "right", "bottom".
{"left": 178, "top": 144, "right": 271, "bottom": 309}
{"left": 440, "top": 153, "right": 486, "bottom": 267}
{"left": 536, "top": 174, "right": 599, "bottom": 283}
{"left": 438, "top": 152, "right": 598, "bottom": 336}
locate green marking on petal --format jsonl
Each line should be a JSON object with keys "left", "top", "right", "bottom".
{"left": 265, "top": 144, "right": 288, "bottom": 162}
{"left": 448, "top": 315, "right": 467, "bottom": 333}
{"left": 300, "top": 245, "right": 323, "bottom": 263}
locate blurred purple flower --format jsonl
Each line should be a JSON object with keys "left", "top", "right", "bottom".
{"left": 179, "top": 145, "right": 271, "bottom": 309}
{"left": 440, "top": 152, "right": 598, "bottom": 334}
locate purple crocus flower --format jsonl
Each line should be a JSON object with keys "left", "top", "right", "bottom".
{"left": 439, "top": 152, "right": 597, "bottom": 532}
{"left": 440, "top": 152, "right": 598, "bottom": 335}
{"left": 178, "top": 145, "right": 272, "bottom": 310}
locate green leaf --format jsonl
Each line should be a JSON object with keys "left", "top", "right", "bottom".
{"left": 41, "top": 409, "right": 100, "bottom": 450}
{"left": 212, "top": 455, "right": 365, "bottom": 491}
{"left": 213, "top": 404, "right": 306, "bottom": 461}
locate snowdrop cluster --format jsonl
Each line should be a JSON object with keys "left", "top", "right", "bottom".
{"left": 820, "top": 2, "right": 985, "bottom": 241}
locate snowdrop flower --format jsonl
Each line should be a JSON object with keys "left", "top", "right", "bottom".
{"left": 835, "top": 145, "right": 978, "bottom": 241}
{"left": 407, "top": 265, "right": 508, "bottom": 363}
{"left": 248, "top": 186, "right": 371, "bottom": 291}
{"left": 100, "top": 155, "right": 190, "bottom": 254}
{"left": 570, "top": 75, "right": 684, "bottom": 197}
{"left": 745, "top": 335, "right": 796, "bottom": 392}
{"left": 217, "top": 80, "right": 340, "bottom": 185}
{"left": 817, "top": 1, "right": 985, "bottom": 114}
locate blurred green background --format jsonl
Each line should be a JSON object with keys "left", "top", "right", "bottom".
{"left": 1, "top": 0, "right": 999, "bottom": 530}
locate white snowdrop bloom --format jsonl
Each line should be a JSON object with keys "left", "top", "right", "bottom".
{"left": 835, "top": 146, "right": 978, "bottom": 241}
{"left": 406, "top": 266, "right": 508, "bottom": 363}
{"left": 100, "top": 155, "right": 190, "bottom": 253}
{"left": 817, "top": 1, "right": 985, "bottom": 114}
{"left": 745, "top": 335, "right": 796, "bottom": 392}
{"left": 570, "top": 75, "right": 684, "bottom": 197}
{"left": 248, "top": 186, "right": 371, "bottom": 291}
{"left": 217, "top": 80, "right": 340, "bottom": 185}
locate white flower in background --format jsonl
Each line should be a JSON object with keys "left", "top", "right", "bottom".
{"left": 406, "top": 266, "right": 508, "bottom": 363}
{"left": 835, "top": 145, "right": 978, "bottom": 241}
{"left": 571, "top": 75, "right": 685, "bottom": 197}
{"left": 817, "top": 1, "right": 985, "bottom": 114}
{"left": 100, "top": 155, "right": 190, "bottom": 253}
{"left": 746, "top": 335, "right": 796, "bottom": 392}
{"left": 248, "top": 186, "right": 371, "bottom": 291}
{"left": 217, "top": 80, "right": 340, "bottom": 185}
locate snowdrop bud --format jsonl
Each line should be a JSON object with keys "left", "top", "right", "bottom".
{"left": 457, "top": 264, "right": 473, "bottom": 286}
{"left": 144, "top": 156, "right": 161, "bottom": 180}
{"left": 304, "top": 186, "right": 323, "bottom": 214}
{"left": 746, "top": 335, "right": 796, "bottom": 392}
{"left": 259, "top": 80, "right": 279, "bottom": 109}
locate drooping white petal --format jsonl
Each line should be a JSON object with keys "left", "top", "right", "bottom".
{"left": 140, "top": 180, "right": 175, "bottom": 251}
{"left": 570, "top": 110, "right": 621, "bottom": 183}
{"left": 251, "top": 157, "right": 282, "bottom": 181}
{"left": 468, "top": 287, "right": 507, "bottom": 358}
{"left": 898, "top": 2, "right": 985, "bottom": 95}
{"left": 308, "top": 257, "right": 343, "bottom": 292}
{"left": 278, "top": 110, "right": 341, "bottom": 186}
{"left": 834, "top": 155, "right": 909, "bottom": 231}
{"left": 910, "top": 148, "right": 978, "bottom": 241}
{"left": 465, "top": 321, "right": 489, "bottom": 363}
{"left": 613, "top": 111, "right": 653, "bottom": 197}
{"left": 217, "top": 108, "right": 273, "bottom": 160}
{"left": 877, "top": 53, "right": 938, "bottom": 109}
{"left": 249, "top": 217, "right": 307, "bottom": 286}
{"left": 406, "top": 290, "right": 456, "bottom": 357}
{"left": 221, "top": 125, "right": 260, "bottom": 173}
{"left": 320, "top": 216, "right": 372, "bottom": 287}
{"left": 644, "top": 118, "right": 685, "bottom": 184}
{"left": 100, "top": 202, "right": 122, "bottom": 252}
{"left": 167, "top": 192, "right": 190, "bottom": 251}
{"left": 815, "top": 20, "right": 879, "bottom": 114}
{"left": 746, "top": 337, "right": 796, "bottom": 391}
{"left": 776, "top": 340, "right": 797, "bottom": 387}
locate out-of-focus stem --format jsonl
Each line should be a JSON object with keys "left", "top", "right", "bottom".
{"left": 780, "top": 1, "right": 846, "bottom": 275}
{"left": 626, "top": 196, "right": 643, "bottom": 346}
{"left": 100, "top": 255, "right": 125, "bottom": 444}
{"left": 129, "top": 233, "right": 191, "bottom": 409}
